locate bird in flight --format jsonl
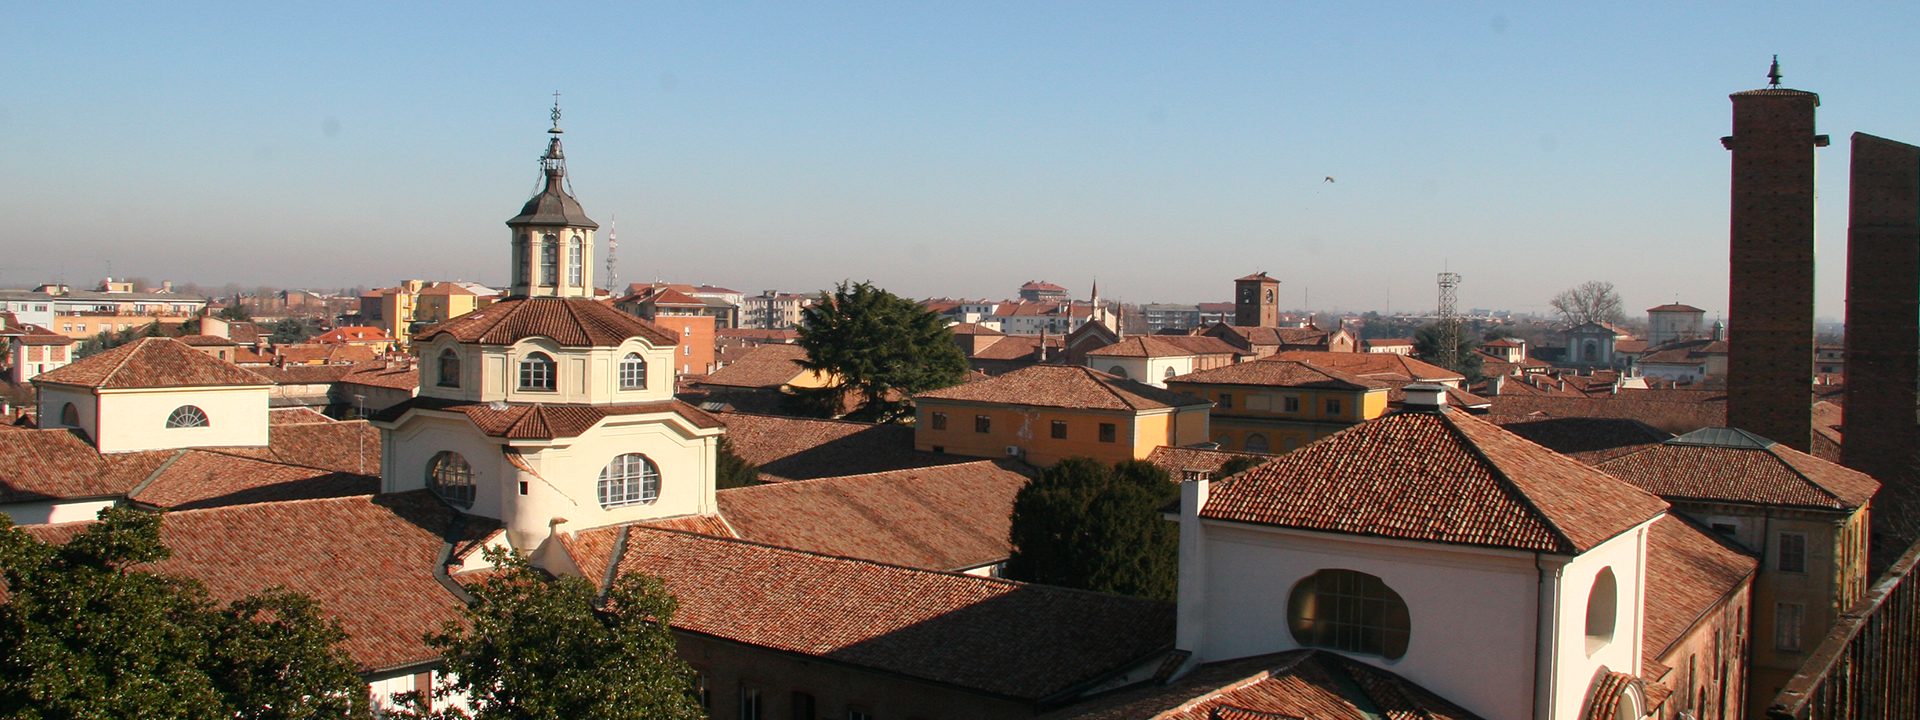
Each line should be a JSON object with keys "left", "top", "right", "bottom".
{"left": 1323, "top": 176, "right": 1335, "bottom": 183}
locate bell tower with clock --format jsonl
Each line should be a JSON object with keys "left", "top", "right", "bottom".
{"left": 1233, "top": 272, "right": 1281, "bottom": 327}
{"left": 507, "top": 97, "right": 599, "bottom": 299}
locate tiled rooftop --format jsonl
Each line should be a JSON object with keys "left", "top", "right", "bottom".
{"left": 414, "top": 297, "right": 676, "bottom": 347}
{"left": 1169, "top": 360, "right": 1387, "bottom": 390}
{"left": 917, "top": 365, "right": 1209, "bottom": 412}
{"left": 698, "top": 344, "right": 811, "bottom": 388}
{"left": 1201, "top": 408, "right": 1669, "bottom": 554}
{"left": 1595, "top": 428, "right": 1880, "bottom": 510}
{"left": 34, "top": 337, "right": 269, "bottom": 389}
{"left": 1641, "top": 514, "right": 1758, "bottom": 667}
{"left": 714, "top": 412, "right": 962, "bottom": 482}
{"left": 371, "top": 397, "right": 721, "bottom": 440}
{"left": 566, "top": 525, "right": 1176, "bottom": 702}
{"left": 715, "top": 459, "right": 1032, "bottom": 571}
{"left": 1039, "top": 650, "right": 1482, "bottom": 720}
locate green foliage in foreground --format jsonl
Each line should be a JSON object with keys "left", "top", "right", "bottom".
{"left": 0, "top": 507, "right": 364, "bottom": 720}
{"left": 1003, "top": 458, "right": 1180, "bottom": 601}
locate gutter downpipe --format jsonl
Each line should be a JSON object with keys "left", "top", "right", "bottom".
{"left": 1535, "top": 552, "right": 1564, "bottom": 720}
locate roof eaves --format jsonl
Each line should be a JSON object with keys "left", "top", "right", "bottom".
{"left": 1439, "top": 410, "right": 1579, "bottom": 555}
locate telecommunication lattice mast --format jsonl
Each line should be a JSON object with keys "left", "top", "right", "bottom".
{"left": 1437, "top": 272, "right": 1462, "bottom": 370}
{"left": 605, "top": 214, "right": 619, "bottom": 295}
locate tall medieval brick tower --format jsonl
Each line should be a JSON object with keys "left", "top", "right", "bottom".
{"left": 1841, "top": 134, "right": 1920, "bottom": 482}
{"left": 1722, "top": 59, "right": 1826, "bottom": 452}
{"left": 1234, "top": 272, "right": 1280, "bottom": 327}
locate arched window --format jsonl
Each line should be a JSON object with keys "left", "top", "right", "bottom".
{"left": 59, "top": 403, "right": 79, "bottom": 427}
{"left": 1164, "top": 366, "right": 1178, "bottom": 380}
{"left": 437, "top": 349, "right": 461, "bottom": 388}
{"left": 598, "top": 453, "right": 660, "bottom": 508}
{"left": 428, "top": 451, "right": 475, "bottom": 508}
{"left": 1245, "top": 433, "right": 1271, "bottom": 454}
{"left": 539, "top": 232, "right": 559, "bottom": 286}
{"left": 567, "top": 237, "right": 584, "bottom": 287}
{"left": 165, "top": 405, "right": 209, "bottom": 429}
{"left": 519, "top": 352, "right": 555, "bottom": 391}
{"left": 1583, "top": 339, "right": 1599, "bottom": 360}
{"left": 1586, "top": 567, "right": 1618, "bottom": 654}
{"left": 1108, "top": 366, "right": 1129, "bottom": 379}
{"left": 1288, "top": 569, "right": 1410, "bottom": 659}
{"left": 619, "top": 353, "right": 648, "bottom": 390}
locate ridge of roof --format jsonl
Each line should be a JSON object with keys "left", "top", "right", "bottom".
{"left": 34, "top": 337, "right": 270, "bottom": 389}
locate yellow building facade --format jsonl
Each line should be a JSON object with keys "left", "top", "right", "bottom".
{"left": 913, "top": 365, "right": 1211, "bottom": 467}
{"left": 1166, "top": 360, "right": 1389, "bottom": 454}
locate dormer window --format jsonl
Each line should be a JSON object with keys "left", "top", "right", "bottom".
{"left": 437, "top": 349, "right": 461, "bottom": 388}
{"left": 519, "top": 352, "right": 556, "bottom": 391}
{"left": 620, "top": 353, "right": 648, "bottom": 390}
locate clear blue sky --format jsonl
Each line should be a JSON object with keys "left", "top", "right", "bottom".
{"left": 5, "top": 3, "right": 1917, "bottom": 320}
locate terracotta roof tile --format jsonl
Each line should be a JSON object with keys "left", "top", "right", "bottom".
{"left": 1169, "top": 360, "right": 1388, "bottom": 390}
{"left": 415, "top": 297, "right": 675, "bottom": 347}
{"left": 274, "top": 344, "right": 379, "bottom": 365}
{"left": 567, "top": 526, "right": 1175, "bottom": 702}
{"left": 1595, "top": 432, "right": 1879, "bottom": 510}
{"left": 947, "top": 323, "right": 1006, "bottom": 336}
{"left": 714, "top": 412, "right": 964, "bottom": 482}
{"left": 716, "top": 460, "right": 1031, "bottom": 571}
{"left": 1039, "top": 650, "right": 1482, "bottom": 720}
{"left": 1642, "top": 515, "right": 1757, "bottom": 666}
{"left": 1496, "top": 417, "right": 1673, "bottom": 464}
{"left": 917, "top": 365, "right": 1210, "bottom": 412}
{"left": 1202, "top": 409, "right": 1668, "bottom": 554}
{"left": 1484, "top": 392, "right": 1727, "bottom": 435}
{"left": 1271, "top": 351, "right": 1462, "bottom": 383}
{"left": 636, "top": 513, "right": 737, "bottom": 537}
{"left": 1088, "top": 337, "right": 1239, "bottom": 359}
{"left": 970, "top": 335, "right": 1052, "bottom": 360}
{"left": 313, "top": 326, "right": 393, "bottom": 344}
{"left": 1648, "top": 303, "right": 1706, "bottom": 313}
{"left": 338, "top": 360, "right": 421, "bottom": 391}
{"left": 246, "top": 363, "right": 358, "bottom": 384}
{"left": 1146, "top": 446, "right": 1274, "bottom": 478}
{"left": 371, "top": 397, "right": 721, "bottom": 440}
{"left": 207, "top": 420, "right": 383, "bottom": 476}
{"left": 0, "top": 430, "right": 173, "bottom": 503}
{"left": 130, "top": 450, "right": 379, "bottom": 511}
{"left": 699, "top": 344, "right": 811, "bottom": 388}
{"left": 175, "top": 334, "right": 236, "bottom": 346}
{"left": 268, "top": 407, "right": 335, "bottom": 425}
{"left": 21, "top": 492, "right": 494, "bottom": 672}
{"left": 34, "top": 337, "right": 269, "bottom": 389}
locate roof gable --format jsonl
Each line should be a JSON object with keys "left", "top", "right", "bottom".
{"left": 916, "top": 365, "right": 1210, "bottom": 412}
{"left": 34, "top": 337, "right": 270, "bottom": 389}
{"left": 1202, "top": 409, "right": 1667, "bottom": 554}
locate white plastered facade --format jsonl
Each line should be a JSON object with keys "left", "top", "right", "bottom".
{"left": 1087, "top": 354, "right": 1200, "bottom": 389}
{"left": 36, "top": 382, "right": 270, "bottom": 453}
{"left": 1175, "top": 478, "right": 1654, "bottom": 720}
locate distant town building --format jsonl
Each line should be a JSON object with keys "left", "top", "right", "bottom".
{"left": 1016, "top": 280, "right": 1068, "bottom": 302}
{"left": 742, "top": 290, "right": 819, "bottom": 330}
{"left": 1647, "top": 303, "right": 1708, "bottom": 346}
{"left": 912, "top": 364, "right": 1211, "bottom": 466}
{"left": 1166, "top": 360, "right": 1390, "bottom": 454}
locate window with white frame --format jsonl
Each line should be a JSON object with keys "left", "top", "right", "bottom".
{"left": 620, "top": 352, "right": 648, "bottom": 390}
{"left": 539, "top": 233, "right": 558, "bottom": 286}
{"left": 165, "top": 405, "right": 209, "bottom": 428}
{"left": 437, "top": 349, "right": 460, "bottom": 388}
{"left": 1778, "top": 532, "right": 1808, "bottom": 573}
{"left": 567, "top": 237, "right": 583, "bottom": 287}
{"left": 598, "top": 453, "right": 660, "bottom": 508}
{"left": 519, "top": 352, "right": 556, "bottom": 391}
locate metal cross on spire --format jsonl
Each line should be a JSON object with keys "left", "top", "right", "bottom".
{"left": 550, "top": 91, "right": 564, "bottom": 133}
{"left": 1767, "top": 55, "right": 1782, "bottom": 88}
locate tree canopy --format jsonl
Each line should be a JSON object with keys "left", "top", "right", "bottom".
{"left": 1003, "top": 458, "right": 1180, "bottom": 601}
{"left": 0, "top": 507, "right": 365, "bottom": 719}
{"left": 796, "top": 281, "right": 969, "bottom": 422}
{"left": 1550, "top": 280, "right": 1626, "bottom": 327}
{"left": 391, "top": 549, "right": 704, "bottom": 720}
{"left": 1412, "top": 322, "right": 1485, "bottom": 382}
{"left": 715, "top": 436, "right": 763, "bottom": 490}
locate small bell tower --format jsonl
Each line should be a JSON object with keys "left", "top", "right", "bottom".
{"left": 506, "top": 95, "right": 599, "bottom": 299}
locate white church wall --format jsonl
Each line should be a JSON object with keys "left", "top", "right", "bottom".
{"left": 1198, "top": 521, "right": 1543, "bottom": 720}
{"left": 1547, "top": 519, "right": 1652, "bottom": 720}
{"left": 382, "top": 415, "right": 516, "bottom": 520}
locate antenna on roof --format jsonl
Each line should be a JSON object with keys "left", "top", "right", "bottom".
{"left": 606, "top": 214, "right": 619, "bottom": 295}
{"left": 1767, "top": 55, "right": 1782, "bottom": 88}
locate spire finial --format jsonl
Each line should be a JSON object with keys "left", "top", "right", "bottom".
{"left": 1767, "top": 55, "right": 1782, "bottom": 88}
{"left": 550, "top": 91, "right": 564, "bottom": 134}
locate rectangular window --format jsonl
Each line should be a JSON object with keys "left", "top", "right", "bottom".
{"left": 1711, "top": 523, "right": 1738, "bottom": 536}
{"left": 568, "top": 238, "right": 584, "bottom": 286}
{"left": 1775, "top": 602, "right": 1804, "bottom": 652}
{"left": 690, "top": 671, "right": 710, "bottom": 708}
{"left": 1099, "top": 423, "right": 1117, "bottom": 443}
{"left": 1051, "top": 420, "right": 1068, "bottom": 439}
{"left": 1325, "top": 398, "right": 1342, "bottom": 415}
{"left": 975, "top": 415, "right": 991, "bottom": 433}
{"left": 741, "top": 688, "right": 763, "bottom": 720}
{"left": 790, "top": 692, "right": 816, "bottom": 720}
{"left": 1778, "top": 532, "right": 1808, "bottom": 574}
{"left": 847, "top": 709, "right": 872, "bottom": 720}
{"left": 1218, "top": 393, "right": 1233, "bottom": 409}
{"left": 1284, "top": 396, "right": 1300, "bottom": 413}
{"left": 930, "top": 412, "right": 947, "bottom": 430}
{"left": 539, "top": 233, "right": 559, "bottom": 286}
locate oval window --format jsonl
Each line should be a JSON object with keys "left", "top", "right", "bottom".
{"left": 1288, "top": 569, "right": 1410, "bottom": 660}
{"left": 1586, "top": 567, "right": 1618, "bottom": 654}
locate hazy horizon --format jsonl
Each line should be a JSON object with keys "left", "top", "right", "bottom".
{"left": 6, "top": 4, "right": 1919, "bottom": 321}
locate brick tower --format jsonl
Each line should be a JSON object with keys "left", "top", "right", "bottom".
{"left": 1234, "top": 272, "right": 1280, "bottom": 327}
{"left": 1722, "top": 59, "right": 1826, "bottom": 452}
{"left": 1842, "top": 133, "right": 1920, "bottom": 481}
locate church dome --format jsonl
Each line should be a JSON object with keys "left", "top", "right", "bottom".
{"left": 506, "top": 137, "right": 599, "bottom": 229}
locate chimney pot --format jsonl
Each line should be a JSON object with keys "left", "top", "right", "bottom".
{"left": 1402, "top": 384, "right": 1448, "bottom": 411}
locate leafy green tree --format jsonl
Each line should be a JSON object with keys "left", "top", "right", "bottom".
{"left": 269, "top": 318, "right": 311, "bottom": 346}
{"left": 1003, "top": 458, "right": 1180, "bottom": 601}
{"left": 797, "top": 281, "right": 968, "bottom": 422}
{"left": 0, "top": 507, "right": 364, "bottom": 719}
{"left": 1215, "top": 455, "right": 1265, "bottom": 477}
{"left": 1412, "top": 322, "right": 1484, "bottom": 381}
{"left": 715, "top": 437, "right": 762, "bottom": 490}
{"left": 392, "top": 549, "right": 704, "bottom": 720}
{"left": 217, "top": 304, "right": 252, "bottom": 322}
